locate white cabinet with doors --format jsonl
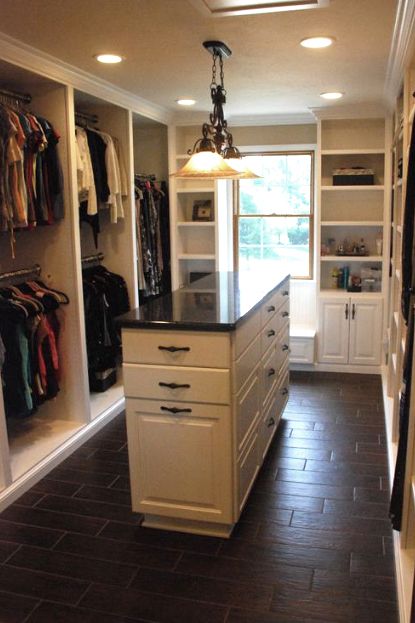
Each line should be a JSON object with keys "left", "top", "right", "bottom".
{"left": 318, "top": 296, "right": 383, "bottom": 366}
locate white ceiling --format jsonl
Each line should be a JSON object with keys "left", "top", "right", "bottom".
{"left": 0, "top": 0, "right": 399, "bottom": 122}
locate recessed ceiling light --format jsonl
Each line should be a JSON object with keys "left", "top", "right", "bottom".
{"left": 300, "top": 36, "right": 335, "bottom": 49}
{"left": 320, "top": 91, "right": 344, "bottom": 100}
{"left": 176, "top": 99, "right": 196, "bottom": 106}
{"left": 95, "top": 54, "right": 124, "bottom": 64}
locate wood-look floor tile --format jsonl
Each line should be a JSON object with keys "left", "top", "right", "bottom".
{"left": 54, "top": 532, "right": 181, "bottom": 569}
{"left": 276, "top": 467, "right": 381, "bottom": 489}
{"left": 282, "top": 419, "right": 315, "bottom": 430}
{"left": 227, "top": 606, "right": 323, "bottom": 623}
{"left": 1, "top": 504, "right": 106, "bottom": 536}
{"left": 109, "top": 475, "right": 130, "bottom": 490}
{"left": 305, "top": 460, "right": 388, "bottom": 477}
{"left": 248, "top": 490, "right": 324, "bottom": 513}
{"left": 240, "top": 504, "right": 293, "bottom": 524}
{"left": 273, "top": 446, "right": 332, "bottom": 461}
{"left": 60, "top": 456, "right": 130, "bottom": 476}
{"left": 176, "top": 552, "right": 313, "bottom": 590}
{"left": 0, "top": 518, "right": 64, "bottom": 548}
{"left": 323, "top": 498, "right": 390, "bottom": 520}
{"left": 11, "top": 490, "right": 45, "bottom": 507}
{"left": 131, "top": 567, "right": 273, "bottom": 610}
{"left": 256, "top": 479, "right": 354, "bottom": 501}
{"left": 82, "top": 436, "right": 127, "bottom": 452}
{"left": 350, "top": 552, "right": 396, "bottom": 577}
{"left": 46, "top": 467, "right": 117, "bottom": 487}
{"left": 0, "top": 540, "right": 20, "bottom": 562}
{"left": 80, "top": 583, "right": 228, "bottom": 623}
{"left": 290, "top": 429, "right": 381, "bottom": 444}
{"left": 291, "top": 510, "right": 391, "bottom": 535}
{"left": 99, "top": 522, "right": 223, "bottom": 555}
{"left": 219, "top": 538, "right": 350, "bottom": 572}
{"left": 6, "top": 544, "right": 137, "bottom": 586}
{"left": 313, "top": 569, "right": 397, "bottom": 602}
{"left": 91, "top": 448, "right": 130, "bottom": 464}
{"left": 0, "top": 590, "right": 39, "bottom": 623}
{"left": 25, "top": 602, "right": 142, "bottom": 623}
{"left": 74, "top": 484, "right": 132, "bottom": 506}
{"left": 255, "top": 522, "right": 384, "bottom": 554}
{"left": 31, "top": 478, "right": 83, "bottom": 497}
{"left": 279, "top": 437, "right": 356, "bottom": 451}
{"left": 331, "top": 449, "right": 388, "bottom": 465}
{"left": 0, "top": 564, "right": 89, "bottom": 604}
{"left": 36, "top": 494, "right": 140, "bottom": 524}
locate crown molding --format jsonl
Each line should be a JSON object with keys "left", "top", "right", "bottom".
{"left": 189, "top": 0, "right": 329, "bottom": 18}
{"left": 384, "top": 0, "right": 415, "bottom": 106}
{"left": 310, "top": 102, "right": 388, "bottom": 120}
{"left": 172, "top": 110, "right": 316, "bottom": 127}
{"left": 0, "top": 31, "right": 172, "bottom": 125}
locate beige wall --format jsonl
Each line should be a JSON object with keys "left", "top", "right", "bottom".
{"left": 231, "top": 123, "right": 316, "bottom": 147}
{"left": 133, "top": 124, "right": 168, "bottom": 180}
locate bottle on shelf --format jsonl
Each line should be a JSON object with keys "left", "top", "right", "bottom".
{"left": 375, "top": 232, "right": 383, "bottom": 255}
{"left": 331, "top": 267, "right": 339, "bottom": 288}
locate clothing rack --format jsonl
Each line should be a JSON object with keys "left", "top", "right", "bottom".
{"left": 0, "top": 263, "right": 41, "bottom": 282}
{"left": 75, "top": 110, "right": 99, "bottom": 126}
{"left": 135, "top": 173, "right": 157, "bottom": 182}
{"left": 0, "top": 87, "right": 32, "bottom": 106}
{"left": 81, "top": 252, "right": 104, "bottom": 267}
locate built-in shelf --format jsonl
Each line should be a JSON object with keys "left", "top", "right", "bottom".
{"left": 321, "top": 149, "right": 385, "bottom": 155}
{"left": 178, "top": 254, "right": 216, "bottom": 260}
{"left": 176, "top": 188, "right": 214, "bottom": 194}
{"left": 321, "top": 255, "right": 382, "bottom": 262}
{"left": 321, "top": 221, "right": 384, "bottom": 226}
{"left": 319, "top": 289, "right": 383, "bottom": 298}
{"left": 177, "top": 221, "right": 216, "bottom": 227}
{"left": 321, "top": 185, "right": 385, "bottom": 192}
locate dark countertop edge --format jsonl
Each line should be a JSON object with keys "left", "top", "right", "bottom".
{"left": 118, "top": 273, "right": 290, "bottom": 332}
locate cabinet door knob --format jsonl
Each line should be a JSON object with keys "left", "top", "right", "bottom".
{"left": 267, "top": 368, "right": 275, "bottom": 377}
{"left": 345, "top": 303, "right": 349, "bottom": 320}
{"left": 160, "top": 406, "right": 192, "bottom": 414}
{"left": 267, "top": 329, "right": 276, "bottom": 337}
{"left": 267, "top": 305, "right": 276, "bottom": 312}
{"left": 282, "top": 311, "right": 289, "bottom": 318}
{"left": 158, "top": 346, "right": 190, "bottom": 353}
{"left": 281, "top": 387, "right": 288, "bottom": 395}
{"left": 159, "top": 382, "right": 190, "bottom": 389}
{"left": 282, "top": 344, "right": 289, "bottom": 351}
{"left": 282, "top": 290, "right": 289, "bottom": 296}
{"left": 352, "top": 303, "right": 356, "bottom": 320}
{"left": 267, "top": 416, "right": 276, "bottom": 427}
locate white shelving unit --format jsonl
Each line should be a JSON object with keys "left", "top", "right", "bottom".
{"left": 0, "top": 39, "right": 169, "bottom": 510}
{"left": 315, "top": 116, "right": 390, "bottom": 372}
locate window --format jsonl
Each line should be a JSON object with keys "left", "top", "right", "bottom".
{"left": 235, "top": 151, "right": 314, "bottom": 279}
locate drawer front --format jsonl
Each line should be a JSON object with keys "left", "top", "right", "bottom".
{"left": 258, "top": 391, "right": 280, "bottom": 463}
{"left": 235, "top": 369, "right": 260, "bottom": 455}
{"left": 260, "top": 343, "right": 277, "bottom": 406}
{"left": 122, "top": 329, "right": 230, "bottom": 368}
{"left": 274, "top": 300, "right": 290, "bottom": 334}
{"left": 237, "top": 427, "right": 259, "bottom": 514}
{"left": 275, "top": 279, "right": 290, "bottom": 311}
{"left": 124, "top": 363, "right": 230, "bottom": 405}
{"left": 234, "top": 308, "right": 261, "bottom": 360}
{"left": 275, "top": 365, "right": 289, "bottom": 416}
{"left": 234, "top": 335, "right": 260, "bottom": 394}
{"left": 260, "top": 281, "right": 290, "bottom": 327}
{"left": 274, "top": 324, "right": 290, "bottom": 373}
{"left": 260, "top": 315, "right": 279, "bottom": 356}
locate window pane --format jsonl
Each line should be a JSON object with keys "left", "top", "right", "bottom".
{"left": 238, "top": 216, "right": 311, "bottom": 278}
{"left": 239, "top": 153, "right": 312, "bottom": 216}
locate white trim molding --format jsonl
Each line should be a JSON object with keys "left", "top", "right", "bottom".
{"left": 384, "top": 0, "right": 415, "bottom": 106}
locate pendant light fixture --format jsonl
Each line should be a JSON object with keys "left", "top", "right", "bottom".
{"left": 171, "top": 41, "right": 259, "bottom": 179}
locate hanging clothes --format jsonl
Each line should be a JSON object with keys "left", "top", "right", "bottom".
{"left": 134, "top": 176, "right": 170, "bottom": 301}
{"left": 401, "top": 119, "right": 415, "bottom": 324}
{"left": 75, "top": 124, "right": 127, "bottom": 247}
{"left": 0, "top": 103, "right": 64, "bottom": 236}
{"left": 82, "top": 263, "right": 130, "bottom": 392}
{"left": 0, "top": 278, "right": 69, "bottom": 418}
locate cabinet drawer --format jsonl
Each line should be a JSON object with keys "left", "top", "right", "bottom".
{"left": 258, "top": 391, "right": 280, "bottom": 463}
{"left": 121, "top": 329, "right": 230, "bottom": 368}
{"left": 260, "top": 282, "right": 290, "bottom": 327}
{"left": 274, "top": 324, "right": 290, "bottom": 373}
{"left": 124, "top": 363, "right": 230, "bottom": 405}
{"left": 275, "top": 300, "right": 290, "bottom": 334}
{"left": 260, "top": 315, "right": 279, "bottom": 356}
{"left": 234, "top": 308, "right": 261, "bottom": 360}
{"left": 275, "top": 365, "right": 290, "bottom": 416}
{"left": 234, "top": 335, "right": 260, "bottom": 394}
{"left": 260, "top": 343, "right": 278, "bottom": 406}
{"left": 235, "top": 369, "right": 260, "bottom": 455}
{"left": 237, "top": 427, "right": 259, "bottom": 514}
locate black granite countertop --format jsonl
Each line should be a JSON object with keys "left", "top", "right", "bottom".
{"left": 117, "top": 271, "right": 290, "bottom": 332}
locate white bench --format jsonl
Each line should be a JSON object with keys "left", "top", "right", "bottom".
{"left": 289, "top": 327, "right": 316, "bottom": 364}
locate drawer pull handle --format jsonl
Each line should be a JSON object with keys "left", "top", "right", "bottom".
{"left": 282, "top": 344, "right": 289, "bottom": 351}
{"left": 282, "top": 290, "right": 289, "bottom": 296}
{"left": 282, "top": 311, "right": 289, "bottom": 318}
{"left": 160, "top": 406, "right": 192, "bottom": 414}
{"left": 267, "top": 368, "right": 275, "bottom": 377}
{"left": 267, "top": 329, "right": 276, "bottom": 337}
{"left": 281, "top": 387, "right": 288, "bottom": 395}
{"left": 159, "top": 382, "right": 191, "bottom": 390}
{"left": 158, "top": 346, "right": 190, "bottom": 353}
{"left": 267, "top": 305, "right": 276, "bottom": 312}
{"left": 267, "top": 416, "right": 276, "bottom": 427}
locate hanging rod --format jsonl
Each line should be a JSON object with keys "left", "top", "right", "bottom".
{"left": 75, "top": 110, "right": 99, "bottom": 125}
{"left": 0, "top": 263, "right": 41, "bottom": 282}
{"left": 81, "top": 252, "right": 104, "bottom": 265}
{"left": 0, "top": 88, "right": 32, "bottom": 105}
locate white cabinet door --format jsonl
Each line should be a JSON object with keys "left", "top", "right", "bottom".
{"left": 126, "top": 399, "right": 233, "bottom": 524}
{"left": 349, "top": 299, "right": 383, "bottom": 365}
{"left": 318, "top": 298, "right": 349, "bottom": 364}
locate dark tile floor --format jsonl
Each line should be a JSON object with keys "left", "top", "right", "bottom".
{"left": 0, "top": 371, "right": 399, "bottom": 622}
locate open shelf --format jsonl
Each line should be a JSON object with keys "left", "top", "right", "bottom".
{"left": 321, "top": 185, "right": 385, "bottom": 192}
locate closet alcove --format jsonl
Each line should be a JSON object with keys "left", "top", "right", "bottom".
{"left": 0, "top": 61, "right": 88, "bottom": 499}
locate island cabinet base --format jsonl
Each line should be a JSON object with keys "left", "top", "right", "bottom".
{"left": 120, "top": 273, "right": 290, "bottom": 537}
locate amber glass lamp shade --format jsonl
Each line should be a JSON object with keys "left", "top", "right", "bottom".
{"left": 171, "top": 150, "right": 241, "bottom": 179}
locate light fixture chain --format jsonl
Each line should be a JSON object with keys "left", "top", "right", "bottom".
{"left": 211, "top": 52, "right": 217, "bottom": 88}
{"left": 219, "top": 53, "right": 225, "bottom": 90}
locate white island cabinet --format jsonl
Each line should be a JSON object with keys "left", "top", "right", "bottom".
{"left": 119, "top": 272, "right": 290, "bottom": 537}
